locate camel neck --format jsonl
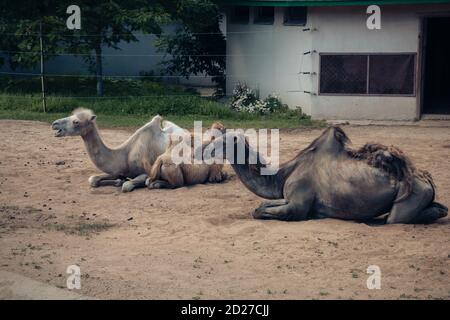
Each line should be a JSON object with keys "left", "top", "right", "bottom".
{"left": 228, "top": 143, "right": 289, "bottom": 200}
{"left": 81, "top": 125, "right": 123, "bottom": 174}
{"left": 231, "top": 163, "right": 285, "bottom": 199}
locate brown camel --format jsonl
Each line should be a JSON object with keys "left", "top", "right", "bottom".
{"left": 212, "top": 126, "right": 448, "bottom": 224}
{"left": 145, "top": 122, "right": 227, "bottom": 189}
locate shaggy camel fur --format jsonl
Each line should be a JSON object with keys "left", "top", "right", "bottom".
{"left": 144, "top": 122, "right": 227, "bottom": 189}
{"left": 51, "top": 108, "right": 186, "bottom": 192}
{"left": 212, "top": 126, "right": 448, "bottom": 224}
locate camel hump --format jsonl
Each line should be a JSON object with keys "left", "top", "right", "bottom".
{"left": 162, "top": 120, "right": 188, "bottom": 136}
{"left": 349, "top": 143, "right": 432, "bottom": 201}
{"left": 150, "top": 115, "right": 163, "bottom": 127}
{"left": 304, "top": 125, "right": 350, "bottom": 155}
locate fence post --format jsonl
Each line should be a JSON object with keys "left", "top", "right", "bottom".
{"left": 39, "top": 21, "right": 47, "bottom": 113}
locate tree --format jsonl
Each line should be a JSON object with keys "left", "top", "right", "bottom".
{"left": 0, "top": 1, "right": 168, "bottom": 96}
{"left": 0, "top": 1, "right": 63, "bottom": 70}
{"left": 0, "top": 1, "right": 226, "bottom": 96}
{"left": 156, "top": 0, "right": 226, "bottom": 95}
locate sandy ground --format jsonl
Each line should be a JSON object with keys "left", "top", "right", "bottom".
{"left": 0, "top": 119, "right": 449, "bottom": 300}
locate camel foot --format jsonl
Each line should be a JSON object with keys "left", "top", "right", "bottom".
{"left": 257, "top": 199, "right": 288, "bottom": 209}
{"left": 147, "top": 179, "right": 176, "bottom": 189}
{"left": 121, "top": 181, "right": 135, "bottom": 193}
{"left": 211, "top": 171, "right": 228, "bottom": 183}
{"left": 147, "top": 181, "right": 161, "bottom": 189}
{"left": 88, "top": 176, "right": 101, "bottom": 187}
{"left": 89, "top": 175, "right": 124, "bottom": 188}
{"left": 362, "top": 216, "right": 388, "bottom": 226}
{"left": 113, "top": 179, "right": 124, "bottom": 187}
{"left": 252, "top": 200, "right": 290, "bottom": 220}
{"left": 147, "top": 181, "right": 164, "bottom": 189}
{"left": 252, "top": 199, "right": 311, "bottom": 221}
{"left": 412, "top": 202, "right": 448, "bottom": 224}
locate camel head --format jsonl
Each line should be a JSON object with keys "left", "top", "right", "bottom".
{"left": 210, "top": 122, "right": 226, "bottom": 135}
{"left": 52, "top": 108, "right": 97, "bottom": 137}
{"left": 210, "top": 132, "right": 264, "bottom": 166}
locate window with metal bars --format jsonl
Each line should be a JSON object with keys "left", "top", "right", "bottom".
{"left": 319, "top": 54, "right": 416, "bottom": 96}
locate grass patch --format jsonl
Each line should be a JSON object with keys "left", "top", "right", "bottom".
{"left": 0, "top": 108, "right": 322, "bottom": 129}
{"left": 0, "top": 77, "right": 324, "bottom": 129}
{"left": 45, "top": 222, "right": 115, "bottom": 236}
{"left": 0, "top": 76, "right": 187, "bottom": 97}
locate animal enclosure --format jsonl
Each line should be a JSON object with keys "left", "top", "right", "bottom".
{"left": 0, "top": 120, "right": 449, "bottom": 299}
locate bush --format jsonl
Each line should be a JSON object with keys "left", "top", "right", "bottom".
{"left": 230, "top": 83, "right": 290, "bottom": 115}
{"left": 230, "top": 82, "right": 265, "bottom": 114}
{"left": 264, "top": 94, "right": 289, "bottom": 113}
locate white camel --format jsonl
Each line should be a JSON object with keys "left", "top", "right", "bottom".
{"left": 51, "top": 108, "right": 187, "bottom": 192}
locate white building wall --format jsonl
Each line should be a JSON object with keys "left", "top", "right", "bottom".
{"left": 309, "top": 5, "right": 421, "bottom": 120}
{"left": 225, "top": 4, "right": 450, "bottom": 120}
{"left": 226, "top": 7, "right": 313, "bottom": 114}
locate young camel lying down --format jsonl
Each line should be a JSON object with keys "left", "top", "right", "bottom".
{"left": 144, "top": 122, "right": 227, "bottom": 189}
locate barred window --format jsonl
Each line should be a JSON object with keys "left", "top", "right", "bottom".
{"left": 320, "top": 54, "right": 416, "bottom": 95}
{"left": 320, "top": 55, "right": 367, "bottom": 94}
{"left": 254, "top": 7, "right": 274, "bottom": 24}
{"left": 369, "top": 55, "right": 415, "bottom": 94}
{"left": 230, "top": 6, "right": 249, "bottom": 24}
{"left": 284, "top": 7, "right": 307, "bottom": 26}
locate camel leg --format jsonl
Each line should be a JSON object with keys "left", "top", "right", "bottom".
{"left": 257, "top": 199, "right": 288, "bottom": 209}
{"left": 208, "top": 165, "right": 227, "bottom": 183}
{"left": 146, "top": 179, "right": 177, "bottom": 189}
{"left": 253, "top": 199, "right": 312, "bottom": 221}
{"left": 386, "top": 178, "right": 435, "bottom": 224}
{"left": 97, "top": 179, "right": 124, "bottom": 187}
{"left": 121, "top": 174, "right": 148, "bottom": 193}
{"left": 146, "top": 163, "right": 185, "bottom": 189}
{"left": 89, "top": 174, "right": 124, "bottom": 188}
{"left": 411, "top": 202, "right": 448, "bottom": 224}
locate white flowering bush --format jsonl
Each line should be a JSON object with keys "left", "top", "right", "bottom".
{"left": 230, "top": 83, "right": 271, "bottom": 114}
{"left": 230, "top": 83, "right": 290, "bottom": 115}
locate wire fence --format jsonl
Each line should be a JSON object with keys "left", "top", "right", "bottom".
{"left": 0, "top": 71, "right": 303, "bottom": 78}
{"left": 0, "top": 71, "right": 226, "bottom": 78}
{"left": 0, "top": 30, "right": 279, "bottom": 37}
{"left": 0, "top": 50, "right": 269, "bottom": 57}
{"left": 0, "top": 93, "right": 226, "bottom": 99}
{"left": 0, "top": 28, "right": 315, "bottom": 108}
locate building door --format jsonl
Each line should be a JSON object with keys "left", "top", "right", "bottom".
{"left": 422, "top": 17, "right": 450, "bottom": 114}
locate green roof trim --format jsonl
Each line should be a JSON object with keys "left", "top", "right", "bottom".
{"left": 221, "top": 0, "right": 450, "bottom": 6}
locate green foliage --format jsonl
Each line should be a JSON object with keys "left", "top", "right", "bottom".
{"left": 156, "top": 0, "right": 226, "bottom": 95}
{"left": 0, "top": 1, "right": 64, "bottom": 69}
{"left": 0, "top": 77, "right": 321, "bottom": 128}
{"left": 0, "top": 76, "right": 186, "bottom": 96}
{"left": 264, "top": 94, "right": 289, "bottom": 113}
{"left": 0, "top": 1, "right": 169, "bottom": 95}
{"left": 0, "top": 1, "right": 227, "bottom": 96}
